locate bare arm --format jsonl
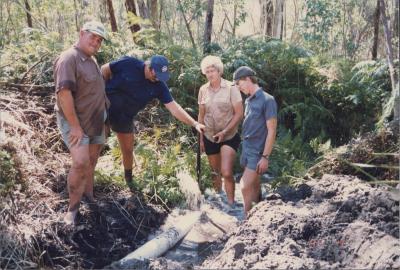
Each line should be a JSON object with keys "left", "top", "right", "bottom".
{"left": 256, "top": 117, "right": 277, "bottom": 174}
{"left": 213, "top": 101, "right": 243, "bottom": 143}
{"left": 164, "top": 101, "right": 205, "bottom": 133}
{"left": 57, "top": 89, "right": 84, "bottom": 147}
{"left": 101, "top": 63, "right": 112, "bottom": 80}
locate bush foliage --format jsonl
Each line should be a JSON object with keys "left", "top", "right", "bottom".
{"left": 0, "top": 29, "right": 393, "bottom": 197}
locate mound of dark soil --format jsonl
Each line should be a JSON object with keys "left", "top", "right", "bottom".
{"left": 202, "top": 174, "right": 400, "bottom": 269}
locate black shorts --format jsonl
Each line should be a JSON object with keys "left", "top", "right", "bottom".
{"left": 203, "top": 133, "right": 241, "bottom": 155}
{"left": 110, "top": 119, "right": 136, "bottom": 133}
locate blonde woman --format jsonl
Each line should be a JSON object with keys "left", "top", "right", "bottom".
{"left": 198, "top": 56, "right": 243, "bottom": 207}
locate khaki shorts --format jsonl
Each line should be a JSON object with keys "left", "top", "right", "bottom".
{"left": 56, "top": 112, "right": 106, "bottom": 148}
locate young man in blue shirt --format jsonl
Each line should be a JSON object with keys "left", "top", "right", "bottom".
{"left": 101, "top": 55, "right": 204, "bottom": 184}
{"left": 233, "top": 66, "right": 277, "bottom": 218}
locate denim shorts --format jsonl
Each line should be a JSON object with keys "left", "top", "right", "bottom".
{"left": 240, "top": 147, "right": 262, "bottom": 171}
{"left": 56, "top": 112, "right": 106, "bottom": 148}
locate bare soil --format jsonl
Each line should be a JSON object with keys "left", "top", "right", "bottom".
{"left": 201, "top": 174, "right": 400, "bottom": 269}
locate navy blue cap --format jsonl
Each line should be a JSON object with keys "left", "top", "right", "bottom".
{"left": 150, "top": 55, "right": 170, "bottom": 82}
{"left": 233, "top": 66, "right": 256, "bottom": 81}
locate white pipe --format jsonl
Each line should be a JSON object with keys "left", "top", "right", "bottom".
{"left": 111, "top": 211, "right": 202, "bottom": 269}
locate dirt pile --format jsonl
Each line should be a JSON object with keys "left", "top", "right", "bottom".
{"left": 0, "top": 88, "right": 167, "bottom": 269}
{"left": 202, "top": 174, "right": 399, "bottom": 269}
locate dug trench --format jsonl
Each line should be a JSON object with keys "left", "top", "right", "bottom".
{"left": 1, "top": 88, "right": 399, "bottom": 269}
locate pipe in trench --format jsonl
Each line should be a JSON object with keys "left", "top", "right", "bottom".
{"left": 111, "top": 211, "right": 202, "bottom": 269}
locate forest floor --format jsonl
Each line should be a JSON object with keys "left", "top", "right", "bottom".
{"left": 1, "top": 87, "right": 399, "bottom": 269}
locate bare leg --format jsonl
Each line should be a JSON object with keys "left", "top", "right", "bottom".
{"left": 207, "top": 154, "right": 222, "bottom": 193}
{"left": 220, "top": 145, "right": 236, "bottom": 205}
{"left": 84, "top": 143, "right": 103, "bottom": 201}
{"left": 116, "top": 132, "right": 134, "bottom": 182}
{"left": 64, "top": 144, "right": 91, "bottom": 224}
{"left": 240, "top": 167, "right": 261, "bottom": 217}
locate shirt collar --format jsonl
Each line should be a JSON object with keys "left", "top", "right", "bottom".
{"left": 249, "top": 88, "right": 263, "bottom": 100}
{"left": 73, "top": 44, "right": 90, "bottom": 61}
{"left": 206, "top": 78, "right": 228, "bottom": 90}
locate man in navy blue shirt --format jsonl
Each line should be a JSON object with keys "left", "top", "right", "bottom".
{"left": 233, "top": 66, "right": 277, "bottom": 218}
{"left": 101, "top": 55, "right": 204, "bottom": 184}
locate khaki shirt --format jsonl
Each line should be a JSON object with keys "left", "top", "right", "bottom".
{"left": 53, "top": 45, "right": 109, "bottom": 136}
{"left": 198, "top": 79, "right": 242, "bottom": 141}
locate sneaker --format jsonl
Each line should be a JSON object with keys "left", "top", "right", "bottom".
{"left": 63, "top": 210, "right": 78, "bottom": 225}
{"left": 220, "top": 201, "right": 236, "bottom": 213}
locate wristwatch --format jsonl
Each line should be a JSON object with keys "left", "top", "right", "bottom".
{"left": 261, "top": 154, "right": 269, "bottom": 160}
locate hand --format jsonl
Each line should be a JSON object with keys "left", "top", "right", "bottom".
{"left": 194, "top": 122, "right": 205, "bottom": 134}
{"left": 212, "top": 130, "right": 226, "bottom": 144}
{"left": 68, "top": 125, "right": 84, "bottom": 148}
{"left": 256, "top": 157, "right": 269, "bottom": 175}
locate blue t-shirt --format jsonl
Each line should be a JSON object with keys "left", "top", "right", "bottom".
{"left": 242, "top": 88, "right": 277, "bottom": 153}
{"left": 105, "top": 56, "right": 173, "bottom": 124}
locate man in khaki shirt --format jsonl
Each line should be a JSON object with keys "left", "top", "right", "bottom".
{"left": 53, "top": 21, "right": 109, "bottom": 225}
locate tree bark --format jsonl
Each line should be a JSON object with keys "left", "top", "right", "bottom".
{"left": 394, "top": 0, "right": 399, "bottom": 40}
{"left": 394, "top": 0, "right": 399, "bottom": 58}
{"left": 177, "top": 0, "right": 196, "bottom": 50}
{"left": 273, "top": 0, "right": 284, "bottom": 39}
{"left": 73, "top": 0, "right": 80, "bottom": 32}
{"left": 149, "top": 0, "right": 158, "bottom": 29}
{"left": 137, "top": 0, "right": 149, "bottom": 19}
{"left": 125, "top": 0, "right": 141, "bottom": 33}
{"left": 232, "top": 1, "right": 237, "bottom": 38}
{"left": 372, "top": 0, "right": 380, "bottom": 60}
{"left": 106, "top": 0, "right": 118, "bottom": 32}
{"left": 24, "top": 0, "right": 32, "bottom": 27}
{"left": 260, "top": 0, "right": 273, "bottom": 36}
{"left": 99, "top": 0, "right": 108, "bottom": 24}
{"left": 379, "top": 0, "right": 399, "bottom": 120}
{"left": 203, "top": 0, "right": 214, "bottom": 53}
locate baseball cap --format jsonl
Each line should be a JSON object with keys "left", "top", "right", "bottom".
{"left": 82, "top": 21, "right": 107, "bottom": 40}
{"left": 233, "top": 66, "right": 256, "bottom": 81}
{"left": 150, "top": 55, "right": 170, "bottom": 82}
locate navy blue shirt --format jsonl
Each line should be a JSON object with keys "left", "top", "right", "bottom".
{"left": 242, "top": 88, "right": 277, "bottom": 153}
{"left": 105, "top": 56, "right": 173, "bottom": 124}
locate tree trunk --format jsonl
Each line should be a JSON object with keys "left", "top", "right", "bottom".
{"left": 290, "top": 0, "right": 299, "bottom": 41}
{"left": 232, "top": 1, "right": 237, "bottom": 38}
{"left": 137, "top": 0, "right": 149, "bottom": 19}
{"left": 99, "top": 0, "right": 108, "bottom": 24}
{"left": 379, "top": 0, "right": 399, "bottom": 120}
{"left": 260, "top": 0, "right": 273, "bottom": 36}
{"left": 394, "top": 0, "right": 399, "bottom": 40}
{"left": 203, "top": 0, "right": 214, "bottom": 53}
{"left": 149, "top": 0, "right": 158, "bottom": 29}
{"left": 273, "top": 0, "right": 284, "bottom": 39}
{"left": 177, "top": 0, "right": 196, "bottom": 50}
{"left": 125, "top": 0, "right": 141, "bottom": 33}
{"left": 73, "top": 0, "right": 80, "bottom": 32}
{"left": 394, "top": 0, "right": 399, "bottom": 58}
{"left": 24, "top": 0, "right": 32, "bottom": 27}
{"left": 106, "top": 0, "right": 118, "bottom": 32}
{"left": 372, "top": 0, "right": 380, "bottom": 60}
